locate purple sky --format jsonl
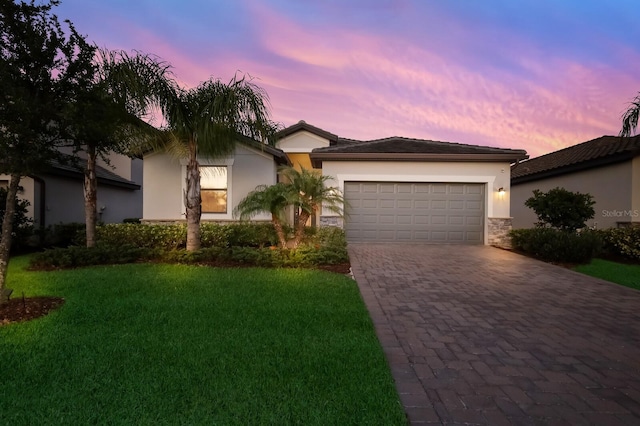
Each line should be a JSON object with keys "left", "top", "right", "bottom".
{"left": 57, "top": 0, "right": 640, "bottom": 157}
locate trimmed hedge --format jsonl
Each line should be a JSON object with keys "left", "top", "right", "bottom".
{"left": 29, "top": 224, "right": 349, "bottom": 270}
{"left": 509, "top": 228, "right": 601, "bottom": 264}
{"left": 92, "top": 222, "right": 279, "bottom": 250}
{"left": 598, "top": 227, "right": 640, "bottom": 261}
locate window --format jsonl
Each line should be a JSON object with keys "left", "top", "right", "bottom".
{"left": 201, "top": 166, "right": 227, "bottom": 213}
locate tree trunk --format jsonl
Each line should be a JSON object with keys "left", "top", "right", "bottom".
{"left": 0, "top": 174, "right": 21, "bottom": 305}
{"left": 271, "top": 214, "right": 287, "bottom": 248}
{"left": 84, "top": 146, "right": 98, "bottom": 248}
{"left": 184, "top": 145, "right": 201, "bottom": 251}
{"left": 292, "top": 210, "right": 311, "bottom": 248}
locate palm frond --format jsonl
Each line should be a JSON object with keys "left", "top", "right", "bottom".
{"left": 621, "top": 92, "right": 640, "bottom": 137}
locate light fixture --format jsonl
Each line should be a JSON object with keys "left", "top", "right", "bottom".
{"left": 498, "top": 187, "right": 505, "bottom": 196}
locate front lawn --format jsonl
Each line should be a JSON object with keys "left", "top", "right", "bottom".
{"left": 0, "top": 256, "right": 405, "bottom": 425}
{"left": 574, "top": 258, "right": 640, "bottom": 290}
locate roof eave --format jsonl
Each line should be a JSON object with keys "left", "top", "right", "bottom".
{"left": 310, "top": 152, "right": 528, "bottom": 168}
{"left": 511, "top": 151, "right": 635, "bottom": 185}
{"left": 43, "top": 168, "right": 141, "bottom": 190}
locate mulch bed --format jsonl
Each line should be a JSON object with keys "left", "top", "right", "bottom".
{"left": 0, "top": 296, "right": 65, "bottom": 326}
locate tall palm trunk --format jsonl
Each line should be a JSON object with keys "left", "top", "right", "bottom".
{"left": 185, "top": 142, "right": 201, "bottom": 251}
{"left": 84, "top": 145, "right": 98, "bottom": 248}
{"left": 0, "top": 174, "right": 21, "bottom": 304}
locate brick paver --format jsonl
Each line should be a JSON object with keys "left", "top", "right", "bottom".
{"left": 348, "top": 244, "right": 640, "bottom": 425}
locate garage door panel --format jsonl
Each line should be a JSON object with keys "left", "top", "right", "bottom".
{"left": 397, "top": 199, "right": 412, "bottom": 209}
{"left": 345, "top": 182, "right": 484, "bottom": 244}
{"left": 415, "top": 215, "right": 429, "bottom": 224}
{"left": 432, "top": 200, "right": 447, "bottom": 209}
{"left": 449, "top": 200, "right": 464, "bottom": 209}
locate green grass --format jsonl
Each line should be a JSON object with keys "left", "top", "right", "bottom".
{"left": 1, "top": 256, "right": 405, "bottom": 425}
{"left": 574, "top": 258, "right": 640, "bottom": 290}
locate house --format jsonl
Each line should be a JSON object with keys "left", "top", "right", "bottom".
{"left": 142, "top": 138, "right": 290, "bottom": 223}
{"left": 0, "top": 152, "right": 143, "bottom": 227}
{"left": 277, "top": 121, "right": 528, "bottom": 246}
{"left": 511, "top": 135, "right": 640, "bottom": 229}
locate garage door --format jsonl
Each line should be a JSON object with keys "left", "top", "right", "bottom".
{"left": 344, "top": 182, "right": 484, "bottom": 243}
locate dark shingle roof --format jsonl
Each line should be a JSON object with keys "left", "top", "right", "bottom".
{"left": 276, "top": 120, "right": 338, "bottom": 143}
{"left": 511, "top": 135, "right": 640, "bottom": 184}
{"left": 315, "top": 136, "right": 527, "bottom": 155}
{"left": 46, "top": 157, "right": 141, "bottom": 189}
{"left": 309, "top": 136, "right": 527, "bottom": 167}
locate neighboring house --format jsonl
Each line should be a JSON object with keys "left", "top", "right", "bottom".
{"left": 277, "top": 121, "right": 528, "bottom": 246}
{"left": 0, "top": 152, "right": 143, "bottom": 227}
{"left": 511, "top": 135, "right": 640, "bottom": 229}
{"left": 142, "top": 138, "right": 290, "bottom": 223}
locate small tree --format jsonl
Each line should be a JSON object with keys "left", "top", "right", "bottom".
{"left": 0, "top": 0, "right": 93, "bottom": 302}
{"left": 280, "top": 167, "right": 346, "bottom": 248}
{"left": 524, "top": 187, "right": 595, "bottom": 231}
{"left": 233, "top": 183, "right": 293, "bottom": 248}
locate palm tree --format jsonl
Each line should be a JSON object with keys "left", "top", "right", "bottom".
{"left": 65, "top": 49, "right": 176, "bottom": 247}
{"left": 280, "top": 167, "right": 346, "bottom": 248}
{"left": 234, "top": 182, "right": 293, "bottom": 248}
{"left": 155, "top": 74, "right": 276, "bottom": 251}
{"left": 621, "top": 92, "right": 640, "bottom": 137}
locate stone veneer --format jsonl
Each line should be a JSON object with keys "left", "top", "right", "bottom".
{"left": 487, "top": 217, "right": 513, "bottom": 248}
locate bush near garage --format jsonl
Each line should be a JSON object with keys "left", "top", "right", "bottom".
{"left": 509, "top": 228, "right": 602, "bottom": 264}
{"left": 598, "top": 226, "right": 640, "bottom": 262}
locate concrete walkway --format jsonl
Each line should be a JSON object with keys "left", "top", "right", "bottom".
{"left": 348, "top": 244, "right": 640, "bottom": 425}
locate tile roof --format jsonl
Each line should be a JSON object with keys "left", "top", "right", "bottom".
{"left": 511, "top": 135, "right": 640, "bottom": 184}
{"left": 314, "top": 136, "right": 527, "bottom": 156}
{"left": 275, "top": 120, "right": 338, "bottom": 142}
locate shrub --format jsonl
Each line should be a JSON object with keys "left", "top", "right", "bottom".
{"left": 510, "top": 228, "right": 601, "bottom": 264}
{"left": 37, "top": 222, "right": 86, "bottom": 248}
{"left": 96, "top": 224, "right": 187, "bottom": 250}
{"left": 599, "top": 227, "right": 640, "bottom": 261}
{"left": 29, "top": 225, "right": 350, "bottom": 270}
{"left": 525, "top": 187, "right": 595, "bottom": 231}
{"left": 30, "top": 244, "right": 155, "bottom": 269}
{"left": 225, "top": 222, "right": 279, "bottom": 247}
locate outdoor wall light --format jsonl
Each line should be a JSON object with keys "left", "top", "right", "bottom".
{"left": 498, "top": 187, "right": 506, "bottom": 196}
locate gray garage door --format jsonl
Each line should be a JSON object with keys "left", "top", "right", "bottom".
{"left": 344, "top": 182, "right": 484, "bottom": 243}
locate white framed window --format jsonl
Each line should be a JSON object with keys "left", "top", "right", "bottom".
{"left": 201, "top": 166, "right": 227, "bottom": 213}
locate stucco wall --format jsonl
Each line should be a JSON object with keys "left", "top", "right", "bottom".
{"left": 40, "top": 175, "right": 142, "bottom": 225}
{"left": 0, "top": 175, "right": 36, "bottom": 222}
{"left": 143, "top": 145, "right": 277, "bottom": 222}
{"left": 511, "top": 160, "right": 633, "bottom": 229}
{"left": 276, "top": 131, "right": 330, "bottom": 153}
{"left": 143, "top": 152, "right": 183, "bottom": 220}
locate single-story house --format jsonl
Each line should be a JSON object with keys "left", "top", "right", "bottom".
{"left": 277, "top": 121, "right": 528, "bottom": 246}
{"left": 0, "top": 153, "right": 143, "bottom": 227}
{"left": 511, "top": 135, "right": 640, "bottom": 229}
{"left": 142, "top": 137, "right": 290, "bottom": 223}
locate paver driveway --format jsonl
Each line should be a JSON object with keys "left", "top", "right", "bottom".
{"left": 348, "top": 244, "right": 640, "bottom": 425}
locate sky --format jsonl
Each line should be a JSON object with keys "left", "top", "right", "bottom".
{"left": 56, "top": 0, "right": 640, "bottom": 158}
